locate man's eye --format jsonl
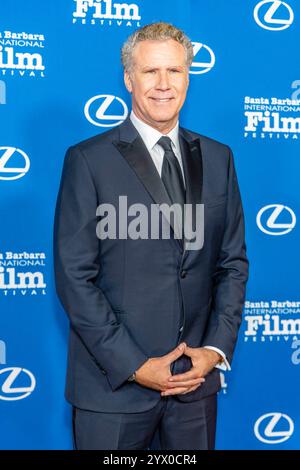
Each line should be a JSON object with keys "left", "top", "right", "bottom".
{"left": 146, "top": 70, "right": 156, "bottom": 74}
{"left": 170, "top": 69, "right": 180, "bottom": 73}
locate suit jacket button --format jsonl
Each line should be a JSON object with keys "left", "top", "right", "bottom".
{"left": 101, "top": 368, "right": 107, "bottom": 375}
{"left": 180, "top": 270, "right": 187, "bottom": 278}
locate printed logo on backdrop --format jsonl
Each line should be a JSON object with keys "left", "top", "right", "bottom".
{"left": 220, "top": 372, "right": 228, "bottom": 395}
{"left": 84, "top": 94, "right": 128, "bottom": 127}
{"left": 291, "top": 339, "right": 300, "bottom": 365}
{"left": 0, "top": 368, "right": 36, "bottom": 401}
{"left": 254, "top": 1, "right": 294, "bottom": 31}
{"left": 189, "top": 42, "right": 215, "bottom": 75}
{"left": 254, "top": 413, "right": 294, "bottom": 444}
{"left": 256, "top": 204, "right": 296, "bottom": 236}
{"left": 0, "top": 340, "right": 6, "bottom": 364}
{"left": 0, "top": 340, "right": 36, "bottom": 401}
{"left": 242, "top": 300, "right": 300, "bottom": 344}
{"left": 0, "top": 30, "right": 45, "bottom": 78}
{"left": 0, "top": 147, "right": 30, "bottom": 180}
{"left": 244, "top": 95, "right": 300, "bottom": 140}
{"left": 0, "top": 80, "right": 6, "bottom": 104}
{"left": 0, "top": 251, "right": 47, "bottom": 297}
{"left": 291, "top": 80, "right": 300, "bottom": 101}
{"left": 72, "top": 0, "right": 141, "bottom": 27}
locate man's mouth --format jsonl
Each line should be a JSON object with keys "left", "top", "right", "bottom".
{"left": 150, "top": 97, "right": 174, "bottom": 102}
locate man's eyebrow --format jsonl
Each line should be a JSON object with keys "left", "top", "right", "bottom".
{"left": 140, "top": 65, "right": 186, "bottom": 70}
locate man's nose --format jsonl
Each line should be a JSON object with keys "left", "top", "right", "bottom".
{"left": 156, "top": 71, "right": 171, "bottom": 90}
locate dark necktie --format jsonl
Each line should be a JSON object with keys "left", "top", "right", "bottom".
{"left": 157, "top": 136, "right": 185, "bottom": 241}
{"left": 157, "top": 136, "right": 185, "bottom": 207}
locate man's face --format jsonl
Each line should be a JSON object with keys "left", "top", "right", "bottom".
{"left": 124, "top": 39, "right": 190, "bottom": 132}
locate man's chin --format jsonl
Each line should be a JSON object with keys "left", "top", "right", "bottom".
{"left": 148, "top": 112, "right": 177, "bottom": 124}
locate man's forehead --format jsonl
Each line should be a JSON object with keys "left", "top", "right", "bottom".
{"left": 133, "top": 39, "right": 186, "bottom": 55}
{"left": 132, "top": 39, "right": 187, "bottom": 65}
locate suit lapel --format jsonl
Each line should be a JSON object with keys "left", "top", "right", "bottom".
{"left": 179, "top": 128, "right": 204, "bottom": 261}
{"left": 114, "top": 126, "right": 172, "bottom": 211}
{"left": 112, "top": 117, "right": 204, "bottom": 256}
{"left": 113, "top": 117, "right": 183, "bottom": 251}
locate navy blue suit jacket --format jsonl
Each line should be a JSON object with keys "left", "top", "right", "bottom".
{"left": 53, "top": 117, "right": 249, "bottom": 413}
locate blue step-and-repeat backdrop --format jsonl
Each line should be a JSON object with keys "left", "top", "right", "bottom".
{"left": 0, "top": 0, "right": 299, "bottom": 450}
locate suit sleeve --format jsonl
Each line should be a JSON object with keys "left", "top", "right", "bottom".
{"left": 53, "top": 145, "right": 148, "bottom": 391}
{"left": 202, "top": 146, "right": 249, "bottom": 364}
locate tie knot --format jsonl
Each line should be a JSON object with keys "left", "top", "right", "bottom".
{"left": 157, "top": 136, "right": 173, "bottom": 152}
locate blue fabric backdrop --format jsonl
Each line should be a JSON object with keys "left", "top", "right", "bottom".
{"left": 0, "top": 0, "right": 299, "bottom": 449}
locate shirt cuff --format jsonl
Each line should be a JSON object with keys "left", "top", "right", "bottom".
{"left": 203, "top": 346, "right": 231, "bottom": 371}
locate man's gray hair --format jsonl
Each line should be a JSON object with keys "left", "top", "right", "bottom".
{"left": 121, "top": 21, "right": 194, "bottom": 73}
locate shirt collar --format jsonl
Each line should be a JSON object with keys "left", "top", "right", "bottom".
{"left": 130, "top": 110, "right": 180, "bottom": 153}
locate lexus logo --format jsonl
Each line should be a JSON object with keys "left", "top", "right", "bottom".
{"left": 189, "top": 42, "right": 215, "bottom": 75}
{"left": 256, "top": 204, "right": 296, "bottom": 235}
{"left": 254, "top": 1, "right": 294, "bottom": 31}
{"left": 254, "top": 413, "right": 294, "bottom": 444}
{"left": 84, "top": 94, "right": 128, "bottom": 127}
{"left": 0, "top": 367, "right": 36, "bottom": 401}
{"left": 0, "top": 147, "right": 30, "bottom": 180}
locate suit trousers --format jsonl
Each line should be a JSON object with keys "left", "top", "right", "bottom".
{"left": 72, "top": 393, "right": 217, "bottom": 450}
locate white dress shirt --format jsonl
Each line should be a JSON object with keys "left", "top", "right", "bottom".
{"left": 130, "top": 110, "right": 185, "bottom": 186}
{"left": 129, "top": 110, "right": 230, "bottom": 372}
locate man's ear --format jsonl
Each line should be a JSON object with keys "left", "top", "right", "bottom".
{"left": 124, "top": 71, "right": 132, "bottom": 93}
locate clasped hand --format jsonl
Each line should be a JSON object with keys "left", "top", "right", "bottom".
{"left": 134, "top": 342, "right": 221, "bottom": 396}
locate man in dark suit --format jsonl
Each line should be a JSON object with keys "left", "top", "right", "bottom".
{"left": 53, "top": 22, "right": 248, "bottom": 450}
